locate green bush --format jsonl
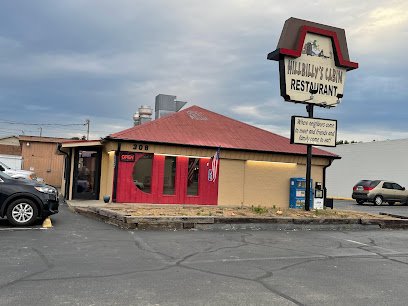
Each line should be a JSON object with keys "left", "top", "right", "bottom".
{"left": 251, "top": 205, "right": 268, "bottom": 214}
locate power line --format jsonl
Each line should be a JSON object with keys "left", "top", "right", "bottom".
{"left": 0, "top": 125, "right": 87, "bottom": 133}
{"left": 0, "top": 120, "right": 86, "bottom": 126}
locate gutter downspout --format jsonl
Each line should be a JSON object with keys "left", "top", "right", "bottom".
{"left": 323, "top": 158, "right": 334, "bottom": 203}
{"left": 112, "top": 142, "right": 121, "bottom": 203}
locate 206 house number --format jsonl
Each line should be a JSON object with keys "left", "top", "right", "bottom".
{"left": 133, "top": 144, "right": 149, "bottom": 151}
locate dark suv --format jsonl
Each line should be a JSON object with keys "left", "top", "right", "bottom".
{"left": 0, "top": 171, "right": 59, "bottom": 226}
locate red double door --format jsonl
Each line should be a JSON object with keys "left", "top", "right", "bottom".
{"left": 115, "top": 153, "right": 219, "bottom": 205}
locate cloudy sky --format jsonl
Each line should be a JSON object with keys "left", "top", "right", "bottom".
{"left": 0, "top": 0, "right": 407, "bottom": 142}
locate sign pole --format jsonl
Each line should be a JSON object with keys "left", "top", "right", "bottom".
{"left": 268, "top": 18, "right": 358, "bottom": 211}
{"left": 305, "top": 103, "right": 314, "bottom": 211}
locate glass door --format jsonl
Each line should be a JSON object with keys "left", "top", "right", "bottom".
{"left": 73, "top": 148, "right": 101, "bottom": 200}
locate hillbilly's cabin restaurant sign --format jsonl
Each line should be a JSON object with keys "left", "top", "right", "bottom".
{"left": 268, "top": 18, "right": 358, "bottom": 106}
{"left": 284, "top": 33, "right": 345, "bottom": 106}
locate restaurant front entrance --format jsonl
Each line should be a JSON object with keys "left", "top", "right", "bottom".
{"left": 72, "top": 147, "right": 102, "bottom": 200}
{"left": 115, "top": 152, "right": 218, "bottom": 205}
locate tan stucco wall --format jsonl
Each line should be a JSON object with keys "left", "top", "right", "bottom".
{"left": 117, "top": 141, "right": 330, "bottom": 165}
{"left": 218, "top": 159, "right": 324, "bottom": 209}
{"left": 99, "top": 150, "right": 115, "bottom": 201}
{"left": 218, "top": 159, "right": 246, "bottom": 206}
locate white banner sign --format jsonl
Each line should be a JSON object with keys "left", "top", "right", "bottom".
{"left": 291, "top": 116, "right": 337, "bottom": 147}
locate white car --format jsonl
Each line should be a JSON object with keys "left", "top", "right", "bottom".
{"left": 0, "top": 161, "right": 43, "bottom": 182}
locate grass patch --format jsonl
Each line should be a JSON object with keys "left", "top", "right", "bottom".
{"left": 251, "top": 205, "right": 269, "bottom": 214}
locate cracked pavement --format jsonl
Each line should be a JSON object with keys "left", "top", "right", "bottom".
{"left": 2, "top": 203, "right": 408, "bottom": 305}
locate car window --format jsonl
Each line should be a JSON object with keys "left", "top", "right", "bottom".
{"left": 382, "top": 182, "right": 393, "bottom": 189}
{"left": 392, "top": 183, "right": 403, "bottom": 190}
{"left": 356, "top": 180, "right": 371, "bottom": 186}
{"left": 0, "top": 161, "right": 10, "bottom": 169}
{"left": 369, "top": 180, "right": 381, "bottom": 187}
{"left": 0, "top": 170, "right": 13, "bottom": 180}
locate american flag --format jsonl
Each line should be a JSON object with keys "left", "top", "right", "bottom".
{"left": 211, "top": 147, "right": 220, "bottom": 182}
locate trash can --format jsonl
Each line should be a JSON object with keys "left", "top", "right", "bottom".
{"left": 324, "top": 198, "right": 334, "bottom": 209}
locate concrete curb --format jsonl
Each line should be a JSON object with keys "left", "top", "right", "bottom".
{"left": 72, "top": 206, "right": 408, "bottom": 231}
{"left": 331, "top": 197, "right": 353, "bottom": 201}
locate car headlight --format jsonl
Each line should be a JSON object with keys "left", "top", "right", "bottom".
{"left": 35, "top": 186, "right": 57, "bottom": 194}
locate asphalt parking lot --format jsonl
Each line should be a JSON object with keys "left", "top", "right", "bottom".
{"left": 2, "top": 201, "right": 408, "bottom": 305}
{"left": 0, "top": 215, "right": 45, "bottom": 231}
{"left": 334, "top": 199, "right": 408, "bottom": 218}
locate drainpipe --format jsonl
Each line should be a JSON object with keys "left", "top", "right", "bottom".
{"left": 57, "top": 143, "right": 71, "bottom": 200}
{"left": 112, "top": 142, "right": 121, "bottom": 203}
{"left": 323, "top": 158, "right": 334, "bottom": 204}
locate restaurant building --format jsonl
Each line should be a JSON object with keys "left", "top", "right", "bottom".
{"left": 60, "top": 105, "right": 338, "bottom": 208}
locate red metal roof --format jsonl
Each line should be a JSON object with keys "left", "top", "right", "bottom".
{"left": 108, "top": 106, "right": 337, "bottom": 158}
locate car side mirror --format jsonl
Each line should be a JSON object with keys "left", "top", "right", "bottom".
{"left": 0, "top": 165, "right": 4, "bottom": 171}
{"left": 403, "top": 187, "right": 406, "bottom": 191}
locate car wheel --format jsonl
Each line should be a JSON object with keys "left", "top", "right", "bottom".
{"left": 374, "top": 196, "right": 383, "bottom": 206}
{"left": 356, "top": 200, "right": 365, "bottom": 205}
{"left": 6, "top": 199, "right": 38, "bottom": 226}
{"left": 388, "top": 201, "right": 395, "bottom": 206}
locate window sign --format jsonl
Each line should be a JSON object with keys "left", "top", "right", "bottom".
{"left": 120, "top": 153, "right": 135, "bottom": 162}
{"left": 208, "top": 169, "right": 213, "bottom": 182}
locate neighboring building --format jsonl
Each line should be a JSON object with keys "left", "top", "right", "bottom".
{"left": 0, "top": 136, "right": 21, "bottom": 156}
{"left": 326, "top": 139, "right": 408, "bottom": 199}
{"left": 19, "top": 136, "right": 70, "bottom": 187}
{"left": 0, "top": 136, "right": 23, "bottom": 170}
{"left": 155, "top": 94, "right": 187, "bottom": 119}
{"left": 133, "top": 105, "right": 153, "bottom": 126}
{"left": 60, "top": 105, "right": 338, "bottom": 208}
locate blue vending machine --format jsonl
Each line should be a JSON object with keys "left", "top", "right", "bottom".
{"left": 289, "top": 177, "right": 313, "bottom": 209}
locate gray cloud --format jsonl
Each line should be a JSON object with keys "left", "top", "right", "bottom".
{"left": 0, "top": 0, "right": 406, "bottom": 142}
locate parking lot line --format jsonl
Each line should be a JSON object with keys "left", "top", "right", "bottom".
{"left": 0, "top": 227, "right": 49, "bottom": 231}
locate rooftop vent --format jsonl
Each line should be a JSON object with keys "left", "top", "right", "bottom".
{"left": 133, "top": 105, "right": 153, "bottom": 126}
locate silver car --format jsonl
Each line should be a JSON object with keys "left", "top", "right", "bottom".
{"left": 352, "top": 180, "right": 408, "bottom": 205}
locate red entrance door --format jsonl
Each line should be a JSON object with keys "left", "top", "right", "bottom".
{"left": 115, "top": 153, "right": 218, "bottom": 205}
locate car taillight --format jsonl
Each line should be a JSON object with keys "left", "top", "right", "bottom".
{"left": 363, "top": 186, "right": 374, "bottom": 191}
{"left": 353, "top": 186, "right": 357, "bottom": 191}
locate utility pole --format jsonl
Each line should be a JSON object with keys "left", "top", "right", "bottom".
{"left": 39, "top": 127, "right": 42, "bottom": 137}
{"left": 85, "top": 119, "right": 90, "bottom": 140}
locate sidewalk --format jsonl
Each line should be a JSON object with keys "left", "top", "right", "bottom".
{"left": 66, "top": 200, "right": 408, "bottom": 231}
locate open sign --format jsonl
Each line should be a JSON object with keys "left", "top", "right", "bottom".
{"left": 120, "top": 153, "right": 135, "bottom": 162}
